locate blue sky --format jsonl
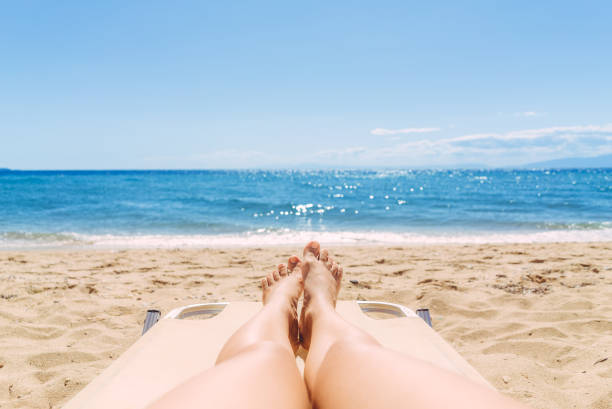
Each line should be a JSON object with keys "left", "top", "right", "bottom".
{"left": 1, "top": 1, "right": 611, "bottom": 169}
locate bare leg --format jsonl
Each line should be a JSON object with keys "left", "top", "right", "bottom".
{"left": 217, "top": 261, "right": 301, "bottom": 361}
{"left": 148, "top": 263, "right": 309, "bottom": 409}
{"left": 300, "top": 241, "right": 528, "bottom": 409}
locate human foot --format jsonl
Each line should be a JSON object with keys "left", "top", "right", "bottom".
{"left": 261, "top": 263, "right": 303, "bottom": 353}
{"left": 298, "top": 241, "right": 343, "bottom": 349}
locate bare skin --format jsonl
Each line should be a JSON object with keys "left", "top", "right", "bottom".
{"left": 148, "top": 263, "right": 309, "bottom": 409}
{"left": 217, "top": 261, "right": 302, "bottom": 360}
{"left": 150, "top": 241, "right": 528, "bottom": 409}
{"left": 299, "top": 241, "right": 528, "bottom": 409}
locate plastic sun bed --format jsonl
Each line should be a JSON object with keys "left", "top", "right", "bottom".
{"left": 63, "top": 301, "right": 492, "bottom": 409}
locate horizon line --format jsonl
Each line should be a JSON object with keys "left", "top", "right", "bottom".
{"left": 2, "top": 166, "right": 611, "bottom": 172}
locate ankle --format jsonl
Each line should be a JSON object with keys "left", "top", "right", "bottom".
{"left": 304, "top": 297, "right": 335, "bottom": 324}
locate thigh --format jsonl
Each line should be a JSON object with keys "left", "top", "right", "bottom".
{"left": 312, "top": 341, "right": 525, "bottom": 409}
{"left": 149, "top": 342, "right": 310, "bottom": 409}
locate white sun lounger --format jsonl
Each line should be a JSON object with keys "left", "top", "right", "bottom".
{"left": 63, "top": 301, "right": 492, "bottom": 409}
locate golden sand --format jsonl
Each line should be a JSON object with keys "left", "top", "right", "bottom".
{"left": 1, "top": 242, "right": 611, "bottom": 409}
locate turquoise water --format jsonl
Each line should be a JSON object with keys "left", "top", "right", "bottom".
{"left": 0, "top": 169, "right": 610, "bottom": 248}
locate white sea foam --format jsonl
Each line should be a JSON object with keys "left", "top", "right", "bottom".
{"left": 2, "top": 228, "right": 612, "bottom": 250}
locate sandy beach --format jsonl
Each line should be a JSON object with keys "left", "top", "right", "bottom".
{"left": 0, "top": 242, "right": 611, "bottom": 409}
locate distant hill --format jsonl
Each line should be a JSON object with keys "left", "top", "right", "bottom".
{"left": 522, "top": 154, "right": 612, "bottom": 169}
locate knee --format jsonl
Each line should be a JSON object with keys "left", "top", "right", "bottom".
{"left": 327, "top": 338, "right": 379, "bottom": 357}
{"left": 242, "top": 340, "right": 294, "bottom": 362}
{"left": 323, "top": 339, "right": 383, "bottom": 370}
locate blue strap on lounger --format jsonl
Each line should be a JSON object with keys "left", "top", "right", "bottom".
{"left": 142, "top": 309, "right": 161, "bottom": 335}
{"left": 416, "top": 308, "right": 432, "bottom": 327}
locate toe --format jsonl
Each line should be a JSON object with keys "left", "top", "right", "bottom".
{"left": 320, "top": 249, "right": 329, "bottom": 262}
{"left": 337, "top": 266, "right": 343, "bottom": 282}
{"left": 278, "top": 263, "right": 288, "bottom": 276}
{"left": 273, "top": 270, "right": 280, "bottom": 281}
{"left": 287, "top": 256, "right": 300, "bottom": 272}
{"left": 292, "top": 262, "right": 303, "bottom": 278}
{"left": 261, "top": 278, "right": 268, "bottom": 290}
{"left": 266, "top": 275, "right": 273, "bottom": 286}
{"left": 303, "top": 241, "right": 320, "bottom": 259}
{"left": 331, "top": 262, "right": 339, "bottom": 276}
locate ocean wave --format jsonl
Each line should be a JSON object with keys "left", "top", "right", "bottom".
{"left": 0, "top": 231, "right": 86, "bottom": 247}
{"left": 2, "top": 228, "right": 612, "bottom": 249}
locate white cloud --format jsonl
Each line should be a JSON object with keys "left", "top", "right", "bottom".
{"left": 514, "top": 111, "right": 545, "bottom": 117}
{"left": 192, "top": 150, "right": 268, "bottom": 161}
{"left": 143, "top": 150, "right": 271, "bottom": 168}
{"left": 322, "top": 124, "right": 612, "bottom": 167}
{"left": 370, "top": 127, "right": 440, "bottom": 135}
{"left": 317, "top": 146, "right": 367, "bottom": 159}
{"left": 449, "top": 124, "right": 612, "bottom": 143}
{"left": 147, "top": 125, "right": 612, "bottom": 169}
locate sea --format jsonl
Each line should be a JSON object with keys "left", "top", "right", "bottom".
{"left": 0, "top": 169, "right": 610, "bottom": 249}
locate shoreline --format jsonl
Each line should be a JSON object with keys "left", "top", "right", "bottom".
{"left": 1, "top": 242, "right": 611, "bottom": 408}
{"left": 2, "top": 238, "right": 612, "bottom": 252}
{"left": 2, "top": 227, "right": 612, "bottom": 251}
